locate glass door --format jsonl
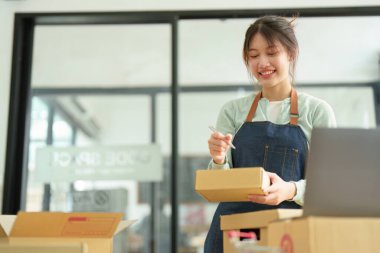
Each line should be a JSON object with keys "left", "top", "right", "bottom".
{"left": 27, "top": 24, "right": 172, "bottom": 253}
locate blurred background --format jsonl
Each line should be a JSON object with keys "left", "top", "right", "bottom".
{"left": 0, "top": 1, "right": 379, "bottom": 253}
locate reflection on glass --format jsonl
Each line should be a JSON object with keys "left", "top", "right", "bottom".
{"left": 30, "top": 97, "right": 48, "bottom": 141}
{"left": 53, "top": 113, "right": 73, "bottom": 145}
{"left": 28, "top": 22, "right": 171, "bottom": 253}
{"left": 33, "top": 25, "right": 171, "bottom": 87}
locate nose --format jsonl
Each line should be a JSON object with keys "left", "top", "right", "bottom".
{"left": 258, "top": 56, "right": 270, "bottom": 68}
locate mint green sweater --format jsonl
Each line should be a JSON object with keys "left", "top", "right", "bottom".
{"left": 208, "top": 92, "right": 337, "bottom": 206}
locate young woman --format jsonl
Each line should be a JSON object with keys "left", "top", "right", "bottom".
{"left": 205, "top": 15, "right": 336, "bottom": 252}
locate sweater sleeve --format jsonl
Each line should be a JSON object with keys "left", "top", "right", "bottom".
{"left": 207, "top": 101, "right": 237, "bottom": 170}
{"left": 291, "top": 179, "right": 306, "bottom": 206}
{"left": 312, "top": 100, "right": 337, "bottom": 128}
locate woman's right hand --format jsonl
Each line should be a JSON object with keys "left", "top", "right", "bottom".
{"left": 208, "top": 131, "right": 233, "bottom": 164}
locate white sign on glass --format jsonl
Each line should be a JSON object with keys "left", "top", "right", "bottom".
{"left": 72, "top": 189, "right": 128, "bottom": 212}
{"left": 35, "top": 144, "right": 162, "bottom": 182}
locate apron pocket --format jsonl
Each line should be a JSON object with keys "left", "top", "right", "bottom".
{"left": 263, "top": 144, "right": 299, "bottom": 181}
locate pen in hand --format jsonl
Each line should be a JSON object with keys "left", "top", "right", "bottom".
{"left": 209, "top": 126, "right": 236, "bottom": 150}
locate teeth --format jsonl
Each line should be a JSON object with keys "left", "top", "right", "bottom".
{"left": 261, "top": 70, "right": 274, "bottom": 75}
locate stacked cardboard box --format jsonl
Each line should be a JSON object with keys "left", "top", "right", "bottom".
{"left": 221, "top": 209, "right": 302, "bottom": 253}
{"left": 268, "top": 216, "right": 380, "bottom": 253}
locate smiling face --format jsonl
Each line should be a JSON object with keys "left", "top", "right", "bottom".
{"left": 247, "top": 33, "right": 292, "bottom": 91}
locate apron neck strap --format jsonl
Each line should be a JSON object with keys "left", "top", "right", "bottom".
{"left": 289, "top": 88, "right": 299, "bottom": 125}
{"left": 245, "top": 88, "right": 299, "bottom": 126}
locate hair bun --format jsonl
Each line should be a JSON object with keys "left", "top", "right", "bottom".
{"left": 288, "top": 13, "right": 299, "bottom": 28}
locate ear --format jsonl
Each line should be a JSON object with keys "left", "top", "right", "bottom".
{"left": 288, "top": 50, "right": 297, "bottom": 62}
{"left": 288, "top": 53, "right": 295, "bottom": 62}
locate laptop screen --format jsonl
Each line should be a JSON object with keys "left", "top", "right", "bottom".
{"left": 303, "top": 128, "right": 380, "bottom": 217}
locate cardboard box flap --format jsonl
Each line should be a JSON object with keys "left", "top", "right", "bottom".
{"left": 0, "top": 226, "right": 6, "bottom": 237}
{"left": 196, "top": 167, "right": 267, "bottom": 190}
{"left": 114, "top": 220, "right": 137, "bottom": 235}
{"left": 0, "top": 215, "right": 17, "bottom": 237}
{"left": 11, "top": 212, "right": 123, "bottom": 238}
{"left": 221, "top": 209, "right": 302, "bottom": 230}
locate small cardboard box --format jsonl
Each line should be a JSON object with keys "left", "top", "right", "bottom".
{"left": 0, "top": 241, "right": 87, "bottom": 253}
{"left": 195, "top": 167, "right": 270, "bottom": 202}
{"left": 0, "top": 212, "right": 136, "bottom": 253}
{"left": 221, "top": 209, "right": 302, "bottom": 253}
{"left": 268, "top": 216, "right": 380, "bottom": 253}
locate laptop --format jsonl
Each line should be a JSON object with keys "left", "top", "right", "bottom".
{"left": 303, "top": 128, "right": 380, "bottom": 217}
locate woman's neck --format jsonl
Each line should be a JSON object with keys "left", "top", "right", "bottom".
{"left": 262, "top": 83, "right": 292, "bottom": 101}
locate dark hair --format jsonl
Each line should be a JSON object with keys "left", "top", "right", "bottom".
{"left": 243, "top": 15, "right": 299, "bottom": 84}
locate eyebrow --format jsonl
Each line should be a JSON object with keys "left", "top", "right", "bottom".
{"left": 249, "top": 46, "right": 279, "bottom": 52}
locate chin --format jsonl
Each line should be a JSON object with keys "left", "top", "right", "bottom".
{"left": 259, "top": 81, "right": 278, "bottom": 89}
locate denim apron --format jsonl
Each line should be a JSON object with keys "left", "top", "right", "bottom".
{"left": 204, "top": 89, "right": 308, "bottom": 253}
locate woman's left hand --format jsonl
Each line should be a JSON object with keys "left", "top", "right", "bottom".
{"left": 248, "top": 172, "right": 296, "bottom": 205}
